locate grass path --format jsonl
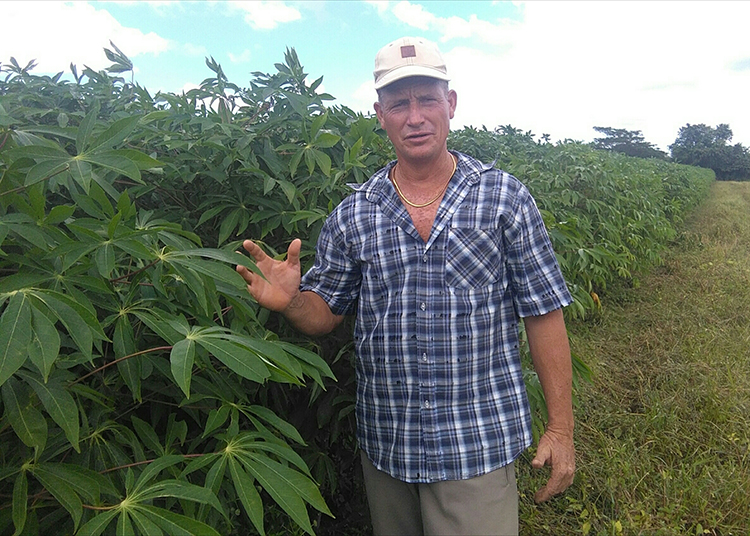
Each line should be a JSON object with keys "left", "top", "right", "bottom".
{"left": 519, "top": 181, "right": 750, "bottom": 535}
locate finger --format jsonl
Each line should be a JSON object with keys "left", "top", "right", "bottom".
{"left": 242, "top": 239, "right": 267, "bottom": 262}
{"left": 531, "top": 444, "right": 550, "bottom": 469}
{"left": 286, "top": 238, "right": 301, "bottom": 266}
{"left": 235, "top": 264, "right": 254, "bottom": 284}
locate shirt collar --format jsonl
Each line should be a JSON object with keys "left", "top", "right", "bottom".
{"left": 346, "top": 151, "right": 494, "bottom": 203}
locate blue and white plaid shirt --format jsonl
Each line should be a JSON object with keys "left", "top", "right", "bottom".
{"left": 301, "top": 151, "right": 572, "bottom": 483}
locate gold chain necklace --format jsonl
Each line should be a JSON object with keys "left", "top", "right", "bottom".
{"left": 391, "top": 154, "right": 457, "bottom": 208}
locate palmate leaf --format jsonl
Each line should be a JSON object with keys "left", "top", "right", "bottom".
{"left": 33, "top": 462, "right": 119, "bottom": 504}
{"left": 134, "top": 480, "right": 225, "bottom": 518}
{"left": 76, "top": 509, "right": 119, "bottom": 536}
{"left": 170, "top": 338, "right": 195, "bottom": 398}
{"left": 12, "top": 471, "right": 27, "bottom": 536}
{"left": 30, "top": 464, "right": 83, "bottom": 531}
{"left": 228, "top": 457, "right": 264, "bottom": 536}
{"left": 194, "top": 335, "right": 270, "bottom": 384}
{"left": 134, "top": 505, "right": 221, "bottom": 536}
{"left": 1, "top": 378, "right": 47, "bottom": 453}
{"left": 0, "top": 292, "right": 32, "bottom": 387}
{"left": 238, "top": 453, "right": 320, "bottom": 536}
{"left": 17, "top": 370, "right": 80, "bottom": 452}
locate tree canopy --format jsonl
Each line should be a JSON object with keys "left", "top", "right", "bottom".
{"left": 591, "top": 126, "right": 668, "bottom": 160}
{"left": 670, "top": 123, "right": 750, "bottom": 181}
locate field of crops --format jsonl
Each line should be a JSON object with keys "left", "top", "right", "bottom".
{"left": 0, "top": 49, "right": 715, "bottom": 535}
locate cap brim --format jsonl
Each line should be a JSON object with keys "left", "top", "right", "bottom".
{"left": 374, "top": 66, "right": 450, "bottom": 90}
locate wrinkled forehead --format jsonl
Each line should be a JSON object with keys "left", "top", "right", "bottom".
{"left": 378, "top": 76, "right": 448, "bottom": 100}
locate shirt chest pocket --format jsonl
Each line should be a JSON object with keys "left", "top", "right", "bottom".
{"left": 445, "top": 226, "right": 504, "bottom": 289}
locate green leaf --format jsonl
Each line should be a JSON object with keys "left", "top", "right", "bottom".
{"left": 240, "top": 454, "right": 315, "bottom": 535}
{"left": 170, "top": 338, "right": 195, "bottom": 399}
{"left": 7, "top": 145, "right": 69, "bottom": 161}
{"left": 170, "top": 257, "right": 246, "bottom": 289}
{"left": 195, "top": 336, "right": 270, "bottom": 383}
{"left": 12, "top": 471, "right": 27, "bottom": 536}
{"left": 131, "top": 455, "right": 185, "bottom": 494}
{"left": 218, "top": 208, "right": 241, "bottom": 246}
{"left": 30, "top": 464, "right": 83, "bottom": 531}
{"left": 130, "top": 510, "right": 163, "bottom": 536}
{"left": 45, "top": 205, "right": 76, "bottom": 225}
{"left": 168, "top": 248, "right": 261, "bottom": 275}
{"left": 24, "top": 160, "right": 70, "bottom": 187}
{"left": 81, "top": 152, "right": 142, "bottom": 183}
{"left": 228, "top": 458, "right": 265, "bottom": 536}
{"left": 132, "top": 311, "right": 182, "bottom": 346}
{"left": 279, "top": 180, "right": 297, "bottom": 204}
{"left": 18, "top": 371, "right": 80, "bottom": 452}
{"left": 277, "top": 341, "right": 335, "bottom": 380}
{"left": 131, "top": 416, "right": 164, "bottom": 456}
{"left": 116, "top": 510, "right": 134, "bottom": 536}
{"left": 87, "top": 116, "right": 140, "bottom": 153}
{"left": 27, "top": 306, "right": 60, "bottom": 382}
{"left": 313, "top": 149, "right": 332, "bottom": 177}
{"left": 1, "top": 378, "right": 47, "bottom": 453}
{"left": 135, "top": 480, "right": 224, "bottom": 515}
{"left": 114, "top": 316, "right": 140, "bottom": 400}
{"left": 69, "top": 157, "right": 92, "bottom": 193}
{"left": 76, "top": 509, "right": 118, "bottom": 536}
{"left": 76, "top": 102, "right": 101, "bottom": 154}
{"left": 137, "top": 506, "right": 221, "bottom": 536}
{"left": 0, "top": 273, "right": 49, "bottom": 294}
{"left": 202, "top": 405, "right": 230, "bottom": 438}
{"left": 247, "top": 405, "right": 306, "bottom": 445}
{"left": 95, "top": 242, "right": 116, "bottom": 278}
{"left": 33, "top": 462, "right": 118, "bottom": 503}
{"left": 313, "top": 132, "right": 340, "bottom": 149}
{"left": 0, "top": 292, "right": 32, "bottom": 387}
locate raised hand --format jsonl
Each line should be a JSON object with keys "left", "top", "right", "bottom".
{"left": 236, "top": 238, "right": 303, "bottom": 313}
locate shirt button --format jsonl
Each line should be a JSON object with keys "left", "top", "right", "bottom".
{"left": 423, "top": 255, "right": 428, "bottom": 262}
{"left": 424, "top": 400, "right": 431, "bottom": 408}
{"left": 422, "top": 353, "right": 428, "bottom": 362}
{"left": 420, "top": 302, "right": 426, "bottom": 311}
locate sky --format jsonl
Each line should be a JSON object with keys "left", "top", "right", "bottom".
{"left": 3, "top": 1, "right": 750, "bottom": 153}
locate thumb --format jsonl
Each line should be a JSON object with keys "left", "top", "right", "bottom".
{"left": 287, "top": 239, "right": 302, "bottom": 265}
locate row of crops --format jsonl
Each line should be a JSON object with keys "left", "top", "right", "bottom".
{"left": 0, "top": 48, "right": 714, "bottom": 535}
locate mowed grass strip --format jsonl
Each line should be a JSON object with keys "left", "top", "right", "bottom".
{"left": 518, "top": 181, "right": 750, "bottom": 535}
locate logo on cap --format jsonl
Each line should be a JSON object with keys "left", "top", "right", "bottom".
{"left": 400, "top": 45, "right": 416, "bottom": 58}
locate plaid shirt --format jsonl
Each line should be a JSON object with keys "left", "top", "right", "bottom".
{"left": 300, "top": 151, "right": 572, "bottom": 483}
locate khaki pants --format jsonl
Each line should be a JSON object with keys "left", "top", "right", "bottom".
{"left": 361, "top": 451, "right": 518, "bottom": 536}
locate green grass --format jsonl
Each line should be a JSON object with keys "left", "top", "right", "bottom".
{"left": 518, "top": 181, "right": 750, "bottom": 535}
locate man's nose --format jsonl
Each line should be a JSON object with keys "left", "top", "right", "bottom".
{"left": 406, "top": 101, "right": 424, "bottom": 125}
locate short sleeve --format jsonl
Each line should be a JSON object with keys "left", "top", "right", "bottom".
{"left": 504, "top": 187, "right": 573, "bottom": 317}
{"left": 299, "top": 208, "right": 362, "bottom": 316}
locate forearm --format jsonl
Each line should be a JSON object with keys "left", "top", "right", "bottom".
{"left": 282, "top": 290, "right": 344, "bottom": 336}
{"left": 523, "top": 309, "right": 574, "bottom": 433}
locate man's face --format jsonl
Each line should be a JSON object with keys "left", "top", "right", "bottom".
{"left": 374, "top": 77, "right": 457, "bottom": 166}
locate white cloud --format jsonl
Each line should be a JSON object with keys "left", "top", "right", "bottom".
{"left": 391, "top": 1, "right": 520, "bottom": 46}
{"left": 183, "top": 43, "right": 209, "bottom": 57}
{"left": 368, "top": 1, "right": 750, "bottom": 150}
{"left": 364, "top": 0, "right": 391, "bottom": 16}
{"left": 228, "top": 49, "right": 253, "bottom": 64}
{"left": 229, "top": 1, "right": 301, "bottom": 30}
{"left": 1, "top": 1, "right": 170, "bottom": 73}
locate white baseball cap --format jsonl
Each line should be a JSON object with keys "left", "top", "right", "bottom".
{"left": 373, "top": 36, "right": 450, "bottom": 90}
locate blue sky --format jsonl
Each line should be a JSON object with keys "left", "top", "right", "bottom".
{"left": 4, "top": 1, "right": 750, "bottom": 152}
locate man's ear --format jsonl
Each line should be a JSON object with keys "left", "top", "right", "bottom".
{"left": 374, "top": 101, "right": 385, "bottom": 128}
{"left": 448, "top": 89, "right": 457, "bottom": 120}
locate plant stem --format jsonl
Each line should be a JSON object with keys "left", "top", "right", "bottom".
{"left": 0, "top": 164, "right": 70, "bottom": 197}
{"left": 109, "top": 258, "right": 160, "bottom": 283}
{"left": 72, "top": 346, "right": 172, "bottom": 385}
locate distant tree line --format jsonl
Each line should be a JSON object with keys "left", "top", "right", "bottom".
{"left": 591, "top": 124, "right": 750, "bottom": 181}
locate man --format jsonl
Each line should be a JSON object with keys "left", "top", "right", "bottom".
{"left": 237, "top": 36, "right": 575, "bottom": 536}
